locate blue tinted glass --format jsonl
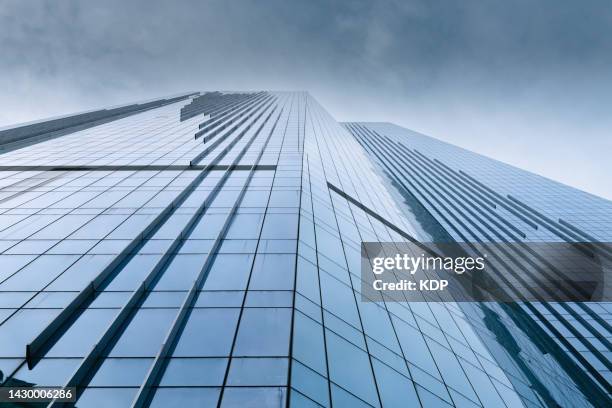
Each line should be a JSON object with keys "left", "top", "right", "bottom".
{"left": 426, "top": 340, "right": 478, "bottom": 402}
{"left": 89, "top": 358, "right": 153, "bottom": 386}
{"left": 0, "top": 255, "right": 37, "bottom": 282}
{"left": 0, "top": 254, "right": 79, "bottom": 291}
{"left": 325, "top": 331, "right": 379, "bottom": 407}
{"left": 203, "top": 254, "right": 253, "bottom": 290}
{"left": 47, "top": 309, "right": 116, "bottom": 357}
{"left": 241, "top": 190, "right": 270, "bottom": 207}
{"left": 0, "top": 309, "right": 60, "bottom": 357}
{"left": 150, "top": 387, "right": 220, "bottom": 408}
{"left": 106, "top": 254, "right": 163, "bottom": 291}
{"left": 261, "top": 214, "right": 298, "bottom": 239}
{"left": 108, "top": 308, "right": 176, "bottom": 357}
{"left": 160, "top": 358, "right": 227, "bottom": 386}
{"left": 234, "top": 308, "right": 291, "bottom": 356}
{"left": 357, "top": 302, "right": 401, "bottom": 354}
{"left": 46, "top": 254, "right": 114, "bottom": 290}
{"left": 248, "top": 253, "right": 295, "bottom": 290}
{"left": 226, "top": 213, "right": 264, "bottom": 239}
{"left": 290, "top": 390, "right": 326, "bottom": 408}
{"left": 25, "top": 291, "right": 75, "bottom": 308}
{"left": 195, "top": 291, "right": 244, "bottom": 307}
{"left": 330, "top": 384, "right": 373, "bottom": 408}
{"left": 371, "top": 359, "right": 419, "bottom": 408}
{"left": 245, "top": 290, "right": 293, "bottom": 307}
{"left": 269, "top": 190, "right": 300, "bottom": 207}
{"left": 416, "top": 385, "right": 453, "bottom": 407}
{"left": 220, "top": 387, "right": 287, "bottom": 408}
{"left": 291, "top": 360, "right": 330, "bottom": 407}
{"left": 13, "top": 358, "right": 80, "bottom": 386}
{"left": 227, "top": 357, "right": 288, "bottom": 386}
{"left": 314, "top": 227, "right": 344, "bottom": 261}
{"left": 190, "top": 214, "right": 227, "bottom": 239}
{"left": 295, "top": 256, "right": 320, "bottom": 301}
{"left": 174, "top": 308, "right": 240, "bottom": 357}
{"left": 292, "top": 312, "right": 327, "bottom": 376}
{"left": 76, "top": 388, "right": 138, "bottom": 408}
{"left": 154, "top": 254, "right": 206, "bottom": 290}
{"left": 459, "top": 359, "right": 506, "bottom": 407}
{"left": 319, "top": 273, "right": 360, "bottom": 328}
{"left": 4, "top": 239, "right": 57, "bottom": 255}
{"left": 0, "top": 359, "right": 22, "bottom": 380}
{"left": 391, "top": 316, "right": 439, "bottom": 376}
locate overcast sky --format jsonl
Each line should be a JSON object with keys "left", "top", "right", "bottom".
{"left": 1, "top": 0, "right": 611, "bottom": 199}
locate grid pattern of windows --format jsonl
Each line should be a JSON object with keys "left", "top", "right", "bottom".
{"left": 345, "top": 122, "right": 612, "bottom": 407}
{"left": 0, "top": 92, "right": 607, "bottom": 407}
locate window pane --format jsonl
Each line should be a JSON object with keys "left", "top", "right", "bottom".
{"left": 330, "top": 384, "right": 372, "bottom": 408}
{"left": 48, "top": 309, "right": 117, "bottom": 357}
{"left": 261, "top": 214, "right": 298, "bottom": 239}
{"left": 13, "top": 358, "right": 80, "bottom": 386}
{"left": 0, "top": 309, "right": 60, "bottom": 357}
{"left": 0, "top": 254, "right": 79, "bottom": 291}
{"left": 220, "top": 387, "right": 286, "bottom": 408}
{"left": 174, "top": 308, "right": 240, "bottom": 357}
{"left": 202, "top": 254, "right": 253, "bottom": 290}
{"left": 160, "top": 358, "right": 227, "bottom": 386}
{"left": 234, "top": 308, "right": 291, "bottom": 357}
{"left": 106, "top": 254, "right": 163, "bottom": 291}
{"left": 326, "top": 331, "right": 379, "bottom": 407}
{"left": 90, "top": 358, "right": 153, "bottom": 386}
{"left": 150, "top": 388, "right": 220, "bottom": 408}
{"left": 248, "top": 253, "right": 295, "bottom": 290}
{"left": 291, "top": 360, "right": 330, "bottom": 407}
{"left": 77, "top": 388, "right": 137, "bottom": 408}
{"left": 226, "top": 213, "right": 263, "bottom": 239}
{"left": 372, "top": 359, "right": 419, "bottom": 408}
{"left": 154, "top": 254, "right": 206, "bottom": 290}
{"left": 109, "top": 309, "right": 176, "bottom": 357}
{"left": 227, "top": 357, "right": 288, "bottom": 386}
{"left": 292, "top": 312, "right": 327, "bottom": 376}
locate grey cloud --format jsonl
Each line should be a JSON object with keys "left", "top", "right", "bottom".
{"left": 1, "top": 0, "right": 611, "bottom": 198}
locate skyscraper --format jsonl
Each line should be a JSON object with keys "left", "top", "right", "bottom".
{"left": 0, "top": 92, "right": 609, "bottom": 407}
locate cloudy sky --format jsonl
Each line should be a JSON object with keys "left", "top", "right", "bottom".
{"left": 1, "top": 0, "right": 611, "bottom": 199}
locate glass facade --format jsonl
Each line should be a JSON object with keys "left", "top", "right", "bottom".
{"left": 0, "top": 92, "right": 609, "bottom": 407}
